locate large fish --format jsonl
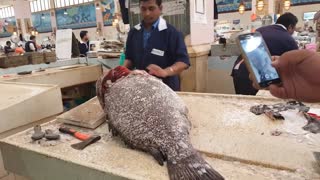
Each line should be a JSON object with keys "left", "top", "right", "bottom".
{"left": 96, "top": 66, "right": 224, "bottom": 180}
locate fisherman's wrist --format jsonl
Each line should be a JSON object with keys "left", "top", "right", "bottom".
{"left": 164, "top": 67, "right": 174, "bottom": 77}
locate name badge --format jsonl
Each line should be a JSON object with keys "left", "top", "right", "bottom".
{"left": 151, "top": 49, "right": 164, "bottom": 57}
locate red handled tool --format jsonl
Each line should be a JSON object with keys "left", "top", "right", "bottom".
{"left": 59, "top": 127, "right": 101, "bottom": 150}
{"left": 307, "top": 113, "right": 320, "bottom": 121}
{"left": 59, "top": 127, "right": 90, "bottom": 140}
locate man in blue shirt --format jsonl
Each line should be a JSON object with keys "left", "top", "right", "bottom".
{"left": 256, "top": 12, "right": 298, "bottom": 56}
{"left": 124, "top": 0, "right": 190, "bottom": 91}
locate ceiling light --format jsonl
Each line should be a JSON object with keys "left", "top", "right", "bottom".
{"left": 284, "top": 0, "right": 291, "bottom": 10}
{"left": 257, "top": 0, "right": 264, "bottom": 11}
{"left": 239, "top": 1, "right": 245, "bottom": 14}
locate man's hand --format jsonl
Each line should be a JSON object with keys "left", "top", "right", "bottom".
{"left": 147, "top": 64, "right": 169, "bottom": 78}
{"left": 267, "top": 50, "right": 320, "bottom": 102}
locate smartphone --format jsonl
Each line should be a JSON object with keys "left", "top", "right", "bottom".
{"left": 237, "top": 32, "right": 281, "bottom": 88}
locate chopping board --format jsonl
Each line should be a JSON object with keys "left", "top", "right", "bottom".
{"left": 57, "top": 97, "right": 106, "bottom": 129}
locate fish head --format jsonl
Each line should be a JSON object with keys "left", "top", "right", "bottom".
{"left": 96, "top": 66, "right": 131, "bottom": 108}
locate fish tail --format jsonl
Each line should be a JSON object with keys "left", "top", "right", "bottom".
{"left": 167, "top": 152, "right": 224, "bottom": 180}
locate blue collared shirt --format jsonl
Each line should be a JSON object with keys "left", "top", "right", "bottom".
{"left": 142, "top": 19, "right": 160, "bottom": 48}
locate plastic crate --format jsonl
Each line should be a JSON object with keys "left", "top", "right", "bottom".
{"left": 25, "top": 52, "right": 44, "bottom": 64}
{"left": 0, "top": 55, "right": 29, "bottom": 68}
{"left": 43, "top": 52, "right": 57, "bottom": 63}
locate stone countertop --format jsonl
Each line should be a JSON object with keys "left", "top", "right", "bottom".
{"left": 1, "top": 93, "right": 320, "bottom": 180}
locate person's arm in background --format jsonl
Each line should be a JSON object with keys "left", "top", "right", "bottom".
{"left": 288, "top": 37, "right": 299, "bottom": 51}
{"left": 123, "top": 30, "right": 134, "bottom": 69}
{"left": 267, "top": 50, "right": 320, "bottom": 102}
{"left": 29, "top": 43, "right": 36, "bottom": 51}
{"left": 147, "top": 31, "right": 190, "bottom": 78}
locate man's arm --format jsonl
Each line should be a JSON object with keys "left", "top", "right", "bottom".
{"left": 123, "top": 30, "right": 135, "bottom": 69}
{"left": 29, "top": 43, "right": 36, "bottom": 51}
{"left": 147, "top": 62, "right": 188, "bottom": 77}
{"left": 164, "top": 30, "right": 190, "bottom": 76}
{"left": 147, "top": 31, "right": 190, "bottom": 78}
{"left": 165, "top": 62, "right": 188, "bottom": 76}
{"left": 123, "top": 59, "right": 132, "bottom": 69}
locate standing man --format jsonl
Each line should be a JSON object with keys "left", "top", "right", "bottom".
{"left": 79, "top": 31, "right": 90, "bottom": 56}
{"left": 124, "top": 0, "right": 190, "bottom": 91}
{"left": 256, "top": 12, "right": 298, "bottom": 55}
{"left": 25, "top": 35, "right": 37, "bottom": 52}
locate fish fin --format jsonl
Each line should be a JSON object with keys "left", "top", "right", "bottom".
{"left": 149, "top": 147, "right": 165, "bottom": 166}
{"left": 167, "top": 152, "right": 224, "bottom": 180}
{"left": 108, "top": 123, "right": 119, "bottom": 136}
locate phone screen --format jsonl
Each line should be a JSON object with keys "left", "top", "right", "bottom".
{"left": 239, "top": 33, "right": 281, "bottom": 87}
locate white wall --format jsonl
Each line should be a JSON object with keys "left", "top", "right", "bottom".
{"left": 189, "top": 0, "right": 214, "bottom": 45}
{"left": 72, "top": 26, "right": 118, "bottom": 41}
{"left": 217, "top": 10, "right": 252, "bottom": 29}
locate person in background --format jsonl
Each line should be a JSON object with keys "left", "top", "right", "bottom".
{"left": 4, "top": 41, "right": 14, "bottom": 54}
{"left": 257, "top": 12, "right": 298, "bottom": 55}
{"left": 308, "top": 26, "right": 315, "bottom": 33}
{"left": 18, "top": 34, "right": 26, "bottom": 49}
{"left": 124, "top": 0, "right": 190, "bottom": 91}
{"left": 25, "top": 35, "right": 37, "bottom": 52}
{"left": 79, "top": 30, "right": 90, "bottom": 56}
{"left": 250, "top": 50, "right": 320, "bottom": 102}
{"left": 15, "top": 45, "right": 25, "bottom": 54}
{"left": 231, "top": 13, "right": 299, "bottom": 95}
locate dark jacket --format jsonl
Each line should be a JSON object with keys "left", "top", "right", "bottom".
{"left": 79, "top": 41, "right": 89, "bottom": 56}
{"left": 256, "top": 24, "right": 298, "bottom": 56}
{"left": 25, "top": 41, "right": 37, "bottom": 52}
{"left": 125, "top": 18, "right": 190, "bottom": 91}
{"left": 4, "top": 46, "right": 14, "bottom": 54}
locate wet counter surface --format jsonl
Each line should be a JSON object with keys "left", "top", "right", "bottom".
{"left": 1, "top": 93, "right": 320, "bottom": 180}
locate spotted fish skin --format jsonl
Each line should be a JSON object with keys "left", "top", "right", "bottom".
{"left": 97, "top": 72, "right": 224, "bottom": 180}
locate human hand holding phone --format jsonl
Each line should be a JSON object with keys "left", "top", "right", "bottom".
{"left": 268, "top": 50, "right": 320, "bottom": 102}
{"left": 237, "top": 32, "right": 281, "bottom": 89}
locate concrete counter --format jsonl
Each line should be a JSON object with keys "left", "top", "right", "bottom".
{"left": 1, "top": 93, "right": 320, "bottom": 180}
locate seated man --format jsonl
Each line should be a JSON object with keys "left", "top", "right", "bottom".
{"left": 231, "top": 13, "right": 299, "bottom": 95}
{"left": 4, "top": 41, "right": 15, "bottom": 54}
